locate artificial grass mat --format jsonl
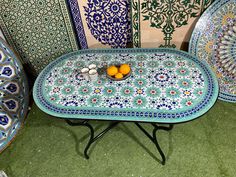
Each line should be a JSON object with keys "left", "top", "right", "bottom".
{"left": 0, "top": 100, "right": 235, "bottom": 177}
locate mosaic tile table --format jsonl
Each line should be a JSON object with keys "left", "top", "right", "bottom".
{"left": 33, "top": 48, "right": 219, "bottom": 165}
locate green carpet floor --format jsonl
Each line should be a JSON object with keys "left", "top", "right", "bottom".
{"left": 0, "top": 100, "right": 235, "bottom": 177}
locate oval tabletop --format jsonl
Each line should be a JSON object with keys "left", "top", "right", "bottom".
{"left": 33, "top": 48, "right": 219, "bottom": 123}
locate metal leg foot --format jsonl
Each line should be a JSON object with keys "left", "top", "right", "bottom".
{"left": 135, "top": 122, "right": 174, "bottom": 165}
{"left": 84, "top": 123, "right": 94, "bottom": 159}
{"left": 66, "top": 120, "right": 119, "bottom": 159}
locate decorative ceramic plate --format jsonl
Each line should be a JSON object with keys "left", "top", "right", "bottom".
{"left": 189, "top": 0, "right": 236, "bottom": 103}
{"left": 0, "top": 38, "right": 29, "bottom": 153}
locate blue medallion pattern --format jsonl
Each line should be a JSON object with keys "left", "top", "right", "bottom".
{"left": 67, "top": 0, "right": 88, "bottom": 49}
{"left": 0, "top": 38, "right": 29, "bottom": 153}
{"left": 83, "top": 0, "right": 131, "bottom": 48}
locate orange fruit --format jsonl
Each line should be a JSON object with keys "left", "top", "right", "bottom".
{"left": 107, "top": 65, "right": 118, "bottom": 76}
{"left": 115, "top": 72, "right": 123, "bottom": 79}
{"left": 119, "top": 64, "right": 131, "bottom": 75}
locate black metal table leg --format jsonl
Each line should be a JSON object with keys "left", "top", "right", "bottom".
{"left": 135, "top": 122, "right": 174, "bottom": 165}
{"left": 66, "top": 120, "right": 119, "bottom": 159}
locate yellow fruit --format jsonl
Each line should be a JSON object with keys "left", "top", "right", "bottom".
{"left": 115, "top": 72, "right": 123, "bottom": 79}
{"left": 107, "top": 65, "right": 118, "bottom": 76}
{"left": 119, "top": 64, "right": 131, "bottom": 75}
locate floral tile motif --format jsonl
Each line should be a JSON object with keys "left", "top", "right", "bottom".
{"left": 189, "top": 0, "right": 236, "bottom": 103}
{"left": 0, "top": 0, "right": 78, "bottom": 74}
{"left": 33, "top": 48, "right": 218, "bottom": 123}
{"left": 67, "top": 0, "right": 131, "bottom": 49}
{"left": 131, "top": 0, "right": 213, "bottom": 48}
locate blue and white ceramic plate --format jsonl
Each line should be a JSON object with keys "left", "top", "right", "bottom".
{"left": 189, "top": 0, "right": 236, "bottom": 103}
{"left": 0, "top": 38, "right": 29, "bottom": 153}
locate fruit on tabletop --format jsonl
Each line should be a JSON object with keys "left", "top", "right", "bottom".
{"left": 119, "top": 64, "right": 131, "bottom": 75}
{"left": 115, "top": 72, "right": 123, "bottom": 79}
{"left": 107, "top": 65, "right": 118, "bottom": 76}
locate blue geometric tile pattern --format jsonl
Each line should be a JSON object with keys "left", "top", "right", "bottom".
{"left": 33, "top": 48, "right": 219, "bottom": 123}
{"left": 0, "top": 38, "right": 29, "bottom": 153}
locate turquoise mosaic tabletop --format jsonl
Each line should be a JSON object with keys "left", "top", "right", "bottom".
{"left": 33, "top": 48, "right": 219, "bottom": 123}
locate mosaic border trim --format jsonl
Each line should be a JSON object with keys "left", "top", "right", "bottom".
{"left": 67, "top": 0, "right": 88, "bottom": 49}
{"left": 131, "top": 0, "right": 141, "bottom": 48}
{"left": 59, "top": 0, "right": 78, "bottom": 51}
{"left": 189, "top": 0, "right": 236, "bottom": 103}
{"left": 33, "top": 48, "right": 219, "bottom": 123}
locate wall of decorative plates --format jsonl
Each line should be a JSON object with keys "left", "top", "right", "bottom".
{"left": 131, "top": 0, "right": 214, "bottom": 49}
{"left": 67, "top": 0, "right": 132, "bottom": 49}
{"left": 0, "top": 37, "right": 29, "bottom": 153}
{"left": 0, "top": 0, "right": 78, "bottom": 75}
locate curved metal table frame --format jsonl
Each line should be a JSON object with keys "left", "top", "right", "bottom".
{"left": 66, "top": 119, "right": 173, "bottom": 165}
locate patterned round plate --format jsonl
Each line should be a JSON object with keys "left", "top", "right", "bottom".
{"left": 0, "top": 38, "right": 29, "bottom": 153}
{"left": 189, "top": 0, "right": 236, "bottom": 103}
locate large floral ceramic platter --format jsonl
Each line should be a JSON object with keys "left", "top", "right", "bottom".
{"left": 67, "top": 0, "right": 131, "bottom": 49}
{"left": 189, "top": 0, "right": 236, "bottom": 103}
{"left": 33, "top": 48, "right": 218, "bottom": 123}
